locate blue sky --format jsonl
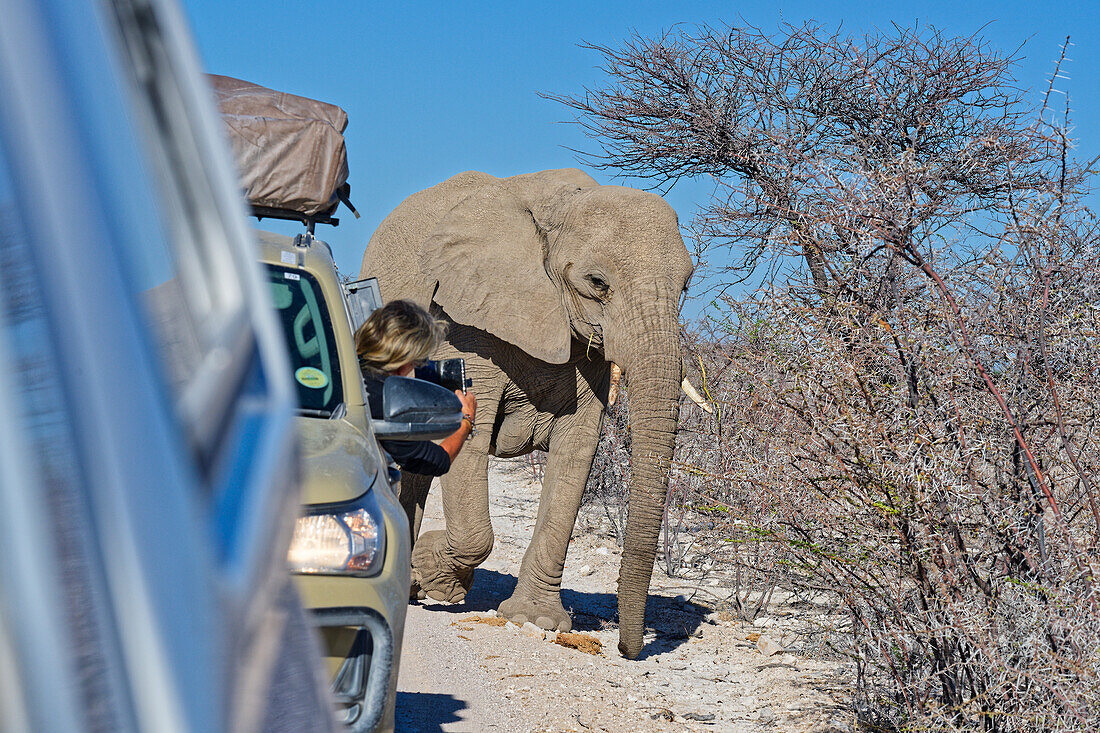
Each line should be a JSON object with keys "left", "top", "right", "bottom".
{"left": 183, "top": 0, "right": 1098, "bottom": 309}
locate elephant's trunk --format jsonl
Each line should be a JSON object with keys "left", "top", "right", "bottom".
{"left": 614, "top": 287, "right": 682, "bottom": 659}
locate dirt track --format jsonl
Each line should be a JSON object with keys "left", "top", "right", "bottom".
{"left": 396, "top": 460, "right": 851, "bottom": 732}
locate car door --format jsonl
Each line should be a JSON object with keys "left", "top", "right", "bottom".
{"left": 0, "top": 0, "right": 334, "bottom": 730}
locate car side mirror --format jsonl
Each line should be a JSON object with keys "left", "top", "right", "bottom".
{"left": 372, "top": 376, "right": 463, "bottom": 440}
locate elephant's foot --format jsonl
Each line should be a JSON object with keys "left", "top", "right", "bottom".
{"left": 498, "top": 590, "right": 572, "bottom": 632}
{"left": 410, "top": 530, "right": 475, "bottom": 603}
{"left": 408, "top": 572, "right": 426, "bottom": 601}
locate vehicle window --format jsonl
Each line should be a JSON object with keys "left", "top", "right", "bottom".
{"left": 266, "top": 265, "right": 344, "bottom": 416}
{"left": 0, "top": 130, "right": 125, "bottom": 733}
{"left": 0, "top": 147, "right": 73, "bottom": 487}
{"left": 104, "top": 0, "right": 256, "bottom": 468}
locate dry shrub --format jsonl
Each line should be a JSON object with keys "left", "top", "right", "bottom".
{"left": 711, "top": 230, "right": 1100, "bottom": 729}
{"left": 558, "top": 21, "right": 1100, "bottom": 730}
{"left": 584, "top": 389, "right": 631, "bottom": 545}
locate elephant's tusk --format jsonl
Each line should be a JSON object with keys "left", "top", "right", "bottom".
{"left": 607, "top": 363, "right": 623, "bottom": 407}
{"left": 681, "top": 378, "right": 713, "bottom": 414}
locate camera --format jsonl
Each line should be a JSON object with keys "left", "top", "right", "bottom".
{"left": 415, "top": 358, "right": 470, "bottom": 393}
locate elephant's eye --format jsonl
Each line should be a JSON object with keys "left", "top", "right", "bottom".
{"left": 586, "top": 274, "right": 610, "bottom": 293}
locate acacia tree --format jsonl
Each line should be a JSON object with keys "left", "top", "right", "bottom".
{"left": 556, "top": 23, "right": 1100, "bottom": 730}
{"left": 550, "top": 23, "right": 1058, "bottom": 300}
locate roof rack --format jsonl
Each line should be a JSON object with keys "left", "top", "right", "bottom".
{"left": 251, "top": 205, "right": 338, "bottom": 234}
{"left": 250, "top": 186, "right": 359, "bottom": 234}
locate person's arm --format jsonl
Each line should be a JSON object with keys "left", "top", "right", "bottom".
{"left": 439, "top": 390, "right": 477, "bottom": 462}
{"left": 380, "top": 438, "right": 451, "bottom": 476}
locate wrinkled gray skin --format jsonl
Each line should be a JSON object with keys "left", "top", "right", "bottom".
{"left": 359, "top": 169, "right": 692, "bottom": 659}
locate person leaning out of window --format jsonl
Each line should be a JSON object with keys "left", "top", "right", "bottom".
{"left": 354, "top": 299, "right": 477, "bottom": 475}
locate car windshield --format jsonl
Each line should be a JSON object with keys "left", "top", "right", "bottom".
{"left": 266, "top": 265, "right": 343, "bottom": 416}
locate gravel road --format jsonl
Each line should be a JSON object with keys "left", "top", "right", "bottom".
{"left": 395, "top": 460, "right": 851, "bottom": 732}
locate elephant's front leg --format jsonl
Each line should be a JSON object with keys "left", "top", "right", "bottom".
{"left": 410, "top": 400, "right": 496, "bottom": 603}
{"left": 498, "top": 407, "right": 602, "bottom": 632}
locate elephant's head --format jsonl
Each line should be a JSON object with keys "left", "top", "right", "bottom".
{"left": 419, "top": 169, "right": 693, "bottom": 658}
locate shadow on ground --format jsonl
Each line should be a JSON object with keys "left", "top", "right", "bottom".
{"left": 394, "top": 691, "right": 465, "bottom": 732}
{"left": 415, "top": 567, "right": 708, "bottom": 658}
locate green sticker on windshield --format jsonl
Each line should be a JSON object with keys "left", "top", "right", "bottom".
{"left": 295, "top": 367, "right": 329, "bottom": 389}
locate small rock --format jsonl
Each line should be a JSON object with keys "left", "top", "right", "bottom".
{"left": 756, "top": 635, "right": 786, "bottom": 657}
{"left": 521, "top": 621, "right": 546, "bottom": 639}
{"left": 683, "top": 712, "right": 716, "bottom": 722}
{"left": 759, "top": 706, "right": 776, "bottom": 723}
{"left": 485, "top": 609, "right": 498, "bottom": 617}
{"left": 578, "top": 564, "right": 594, "bottom": 576}
{"left": 595, "top": 547, "right": 610, "bottom": 556}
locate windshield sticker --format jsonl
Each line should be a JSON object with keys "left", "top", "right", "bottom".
{"left": 295, "top": 366, "right": 329, "bottom": 389}
{"left": 284, "top": 272, "right": 300, "bottom": 281}
{"left": 280, "top": 250, "right": 296, "bottom": 265}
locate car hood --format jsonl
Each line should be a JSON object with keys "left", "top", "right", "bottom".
{"left": 295, "top": 416, "right": 381, "bottom": 506}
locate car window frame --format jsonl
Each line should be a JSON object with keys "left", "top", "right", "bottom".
{"left": 102, "top": 0, "right": 266, "bottom": 472}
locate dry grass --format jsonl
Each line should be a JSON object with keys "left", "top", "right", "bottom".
{"left": 552, "top": 632, "right": 604, "bottom": 655}
{"left": 455, "top": 615, "right": 508, "bottom": 628}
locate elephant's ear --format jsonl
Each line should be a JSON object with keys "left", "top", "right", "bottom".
{"left": 418, "top": 183, "right": 572, "bottom": 364}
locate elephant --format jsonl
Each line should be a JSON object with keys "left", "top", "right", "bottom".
{"left": 358, "top": 168, "right": 696, "bottom": 659}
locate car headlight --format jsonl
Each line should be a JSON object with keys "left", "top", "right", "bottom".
{"left": 287, "top": 492, "right": 386, "bottom": 577}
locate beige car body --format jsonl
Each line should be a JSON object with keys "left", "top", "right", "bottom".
{"left": 257, "top": 229, "right": 411, "bottom": 733}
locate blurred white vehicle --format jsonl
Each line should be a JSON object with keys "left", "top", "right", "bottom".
{"left": 0, "top": 0, "right": 336, "bottom": 730}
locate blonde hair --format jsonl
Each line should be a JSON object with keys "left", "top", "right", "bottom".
{"left": 355, "top": 300, "right": 446, "bottom": 374}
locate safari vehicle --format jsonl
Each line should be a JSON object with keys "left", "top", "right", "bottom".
{"left": 255, "top": 229, "right": 463, "bottom": 733}
{"left": 0, "top": 0, "right": 336, "bottom": 731}
{"left": 212, "top": 76, "right": 462, "bottom": 732}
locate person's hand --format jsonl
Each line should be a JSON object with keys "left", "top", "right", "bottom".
{"left": 456, "top": 390, "right": 477, "bottom": 424}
